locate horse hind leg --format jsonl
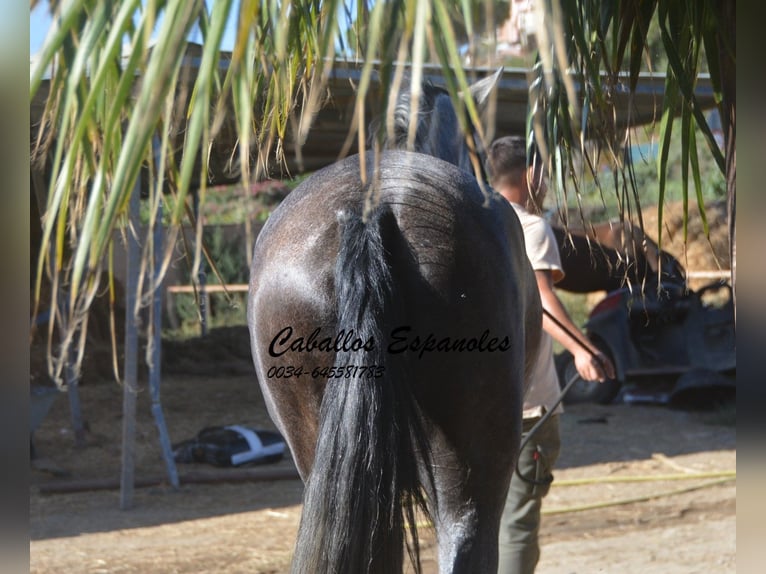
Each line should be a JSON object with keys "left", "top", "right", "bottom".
{"left": 428, "top": 481, "right": 509, "bottom": 573}
{"left": 425, "top": 440, "right": 515, "bottom": 574}
{"left": 419, "top": 366, "right": 521, "bottom": 573}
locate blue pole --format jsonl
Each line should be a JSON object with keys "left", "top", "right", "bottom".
{"left": 120, "top": 179, "right": 140, "bottom": 510}
{"left": 192, "top": 191, "right": 208, "bottom": 337}
{"left": 149, "top": 198, "right": 180, "bottom": 488}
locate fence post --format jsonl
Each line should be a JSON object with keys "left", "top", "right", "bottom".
{"left": 149, "top": 198, "right": 180, "bottom": 488}
{"left": 120, "top": 179, "right": 141, "bottom": 510}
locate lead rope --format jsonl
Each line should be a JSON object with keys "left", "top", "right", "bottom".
{"left": 515, "top": 308, "right": 608, "bottom": 485}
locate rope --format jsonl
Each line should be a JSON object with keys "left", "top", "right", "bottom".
{"left": 409, "top": 471, "right": 735, "bottom": 528}
{"left": 514, "top": 367, "right": 580, "bottom": 485}
{"left": 542, "top": 476, "right": 735, "bottom": 516}
{"left": 515, "top": 307, "right": 616, "bottom": 484}
{"left": 553, "top": 470, "right": 735, "bottom": 487}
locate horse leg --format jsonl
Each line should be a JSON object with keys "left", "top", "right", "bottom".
{"left": 418, "top": 362, "right": 522, "bottom": 574}
{"left": 248, "top": 289, "right": 334, "bottom": 480}
{"left": 426, "top": 430, "right": 518, "bottom": 574}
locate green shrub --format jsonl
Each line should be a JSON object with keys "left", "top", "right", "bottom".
{"left": 168, "top": 226, "right": 249, "bottom": 336}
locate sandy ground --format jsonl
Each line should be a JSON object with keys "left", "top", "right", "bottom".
{"left": 30, "top": 348, "right": 736, "bottom": 574}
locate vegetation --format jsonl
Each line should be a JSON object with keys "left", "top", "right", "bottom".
{"left": 168, "top": 226, "right": 249, "bottom": 337}
{"left": 137, "top": 177, "right": 297, "bottom": 227}
{"left": 556, "top": 116, "right": 726, "bottom": 226}
{"left": 155, "top": 176, "right": 305, "bottom": 335}
{"left": 30, "top": 0, "right": 734, "bottom": 380}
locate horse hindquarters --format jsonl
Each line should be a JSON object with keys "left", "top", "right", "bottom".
{"left": 291, "top": 207, "right": 430, "bottom": 574}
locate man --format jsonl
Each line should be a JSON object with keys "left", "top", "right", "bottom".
{"left": 486, "top": 136, "right": 616, "bottom": 574}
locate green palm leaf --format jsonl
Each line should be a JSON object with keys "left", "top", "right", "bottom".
{"left": 30, "top": 0, "right": 735, "bottom": 381}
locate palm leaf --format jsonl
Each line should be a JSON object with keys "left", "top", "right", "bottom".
{"left": 529, "top": 0, "right": 730, "bottom": 284}
{"left": 30, "top": 0, "right": 734, "bottom": 382}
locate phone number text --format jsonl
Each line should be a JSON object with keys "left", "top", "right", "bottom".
{"left": 266, "top": 365, "right": 385, "bottom": 379}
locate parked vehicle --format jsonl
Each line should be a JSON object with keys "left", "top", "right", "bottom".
{"left": 555, "top": 278, "right": 736, "bottom": 405}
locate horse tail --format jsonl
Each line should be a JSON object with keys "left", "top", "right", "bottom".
{"left": 291, "top": 206, "right": 432, "bottom": 574}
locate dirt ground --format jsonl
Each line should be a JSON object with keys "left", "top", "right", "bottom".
{"left": 30, "top": 326, "right": 736, "bottom": 574}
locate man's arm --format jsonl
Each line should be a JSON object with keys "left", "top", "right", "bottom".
{"left": 535, "top": 269, "right": 616, "bottom": 382}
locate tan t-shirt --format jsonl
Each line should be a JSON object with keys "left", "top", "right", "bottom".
{"left": 510, "top": 203, "right": 565, "bottom": 418}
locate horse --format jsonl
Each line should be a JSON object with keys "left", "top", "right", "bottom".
{"left": 247, "top": 73, "right": 542, "bottom": 573}
{"left": 552, "top": 221, "right": 685, "bottom": 294}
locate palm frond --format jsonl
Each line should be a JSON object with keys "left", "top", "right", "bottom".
{"left": 30, "top": 0, "right": 735, "bottom": 382}
{"left": 32, "top": 0, "right": 302, "bottom": 382}
{"left": 529, "top": 0, "right": 731, "bottom": 277}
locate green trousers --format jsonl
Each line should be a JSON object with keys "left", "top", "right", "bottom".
{"left": 497, "top": 414, "right": 561, "bottom": 574}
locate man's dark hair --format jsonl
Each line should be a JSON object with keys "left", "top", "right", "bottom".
{"left": 486, "top": 136, "right": 528, "bottom": 187}
{"left": 486, "top": 135, "right": 543, "bottom": 189}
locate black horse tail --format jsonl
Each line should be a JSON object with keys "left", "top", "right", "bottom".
{"left": 291, "top": 206, "right": 432, "bottom": 574}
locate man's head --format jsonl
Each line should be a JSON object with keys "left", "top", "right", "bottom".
{"left": 486, "top": 135, "right": 547, "bottom": 212}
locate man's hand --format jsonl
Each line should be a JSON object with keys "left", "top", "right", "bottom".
{"left": 572, "top": 347, "right": 615, "bottom": 383}
{"left": 535, "top": 269, "right": 616, "bottom": 383}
